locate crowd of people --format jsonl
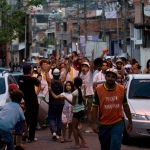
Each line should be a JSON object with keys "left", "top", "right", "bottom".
{"left": 1, "top": 49, "right": 149, "bottom": 150}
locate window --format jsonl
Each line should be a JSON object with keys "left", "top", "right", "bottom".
{"left": 0, "top": 78, "right": 5, "bottom": 94}
{"left": 129, "top": 79, "right": 150, "bottom": 99}
{"left": 8, "top": 75, "right": 16, "bottom": 85}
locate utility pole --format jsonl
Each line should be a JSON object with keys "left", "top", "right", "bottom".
{"left": 121, "top": 0, "right": 127, "bottom": 53}
{"left": 102, "top": 0, "right": 106, "bottom": 42}
{"left": 77, "top": 0, "right": 80, "bottom": 53}
{"left": 83, "top": 0, "right": 87, "bottom": 53}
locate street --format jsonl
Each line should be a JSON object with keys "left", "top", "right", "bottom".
{"left": 23, "top": 122, "right": 150, "bottom": 150}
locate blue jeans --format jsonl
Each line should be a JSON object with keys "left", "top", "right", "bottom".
{"left": 0, "top": 129, "right": 14, "bottom": 150}
{"left": 48, "top": 105, "right": 64, "bottom": 136}
{"left": 98, "top": 122, "right": 123, "bottom": 150}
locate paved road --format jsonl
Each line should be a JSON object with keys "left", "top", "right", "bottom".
{"left": 23, "top": 122, "right": 150, "bottom": 150}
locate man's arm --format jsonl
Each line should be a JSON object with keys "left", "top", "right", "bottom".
{"left": 123, "top": 104, "right": 132, "bottom": 132}
{"left": 90, "top": 49, "right": 94, "bottom": 73}
{"left": 92, "top": 91, "right": 100, "bottom": 133}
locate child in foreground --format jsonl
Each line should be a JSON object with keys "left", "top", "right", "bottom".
{"left": 62, "top": 77, "right": 88, "bottom": 149}
{"left": 0, "top": 84, "right": 26, "bottom": 150}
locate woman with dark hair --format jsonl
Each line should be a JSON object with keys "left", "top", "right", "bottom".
{"left": 143, "top": 59, "right": 150, "bottom": 74}
{"left": 72, "top": 51, "right": 78, "bottom": 66}
{"left": 62, "top": 77, "right": 88, "bottom": 149}
{"left": 129, "top": 60, "right": 142, "bottom": 74}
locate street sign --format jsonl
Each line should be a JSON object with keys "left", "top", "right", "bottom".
{"left": 144, "top": 5, "right": 150, "bottom": 17}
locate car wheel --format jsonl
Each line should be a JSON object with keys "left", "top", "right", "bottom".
{"left": 122, "top": 126, "right": 130, "bottom": 145}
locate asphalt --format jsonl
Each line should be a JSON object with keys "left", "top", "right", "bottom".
{"left": 22, "top": 122, "right": 150, "bottom": 150}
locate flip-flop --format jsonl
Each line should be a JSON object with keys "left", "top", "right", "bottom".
{"left": 80, "top": 144, "right": 89, "bottom": 148}
{"left": 60, "top": 139, "right": 67, "bottom": 143}
{"left": 69, "top": 145, "right": 80, "bottom": 149}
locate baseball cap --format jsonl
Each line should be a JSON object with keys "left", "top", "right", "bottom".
{"left": 116, "top": 59, "right": 123, "bottom": 64}
{"left": 9, "top": 84, "right": 18, "bottom": 91}
{"left": 53, "top": 68, "right": 60, "bottom": 76}
{"left": 106, "top": 56, "right": 111, "bottom": 60}
{"left": 81, "top": 62, "right": 90, "bottom": 68}
{"left": 105, "top": 68, "right": 117, "bottom": 76}
{"left": 23, "top": 64, "right": 32, "bottom": 72}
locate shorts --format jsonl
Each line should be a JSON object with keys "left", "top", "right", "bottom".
{"left": 62, "top": 106, "right": 73, "bottom": 123}
{"left": 73, "top": 110, "right": 84, "bottom": 120}
{"left": 14, "top": 121, "right": 23, "bottom": 135}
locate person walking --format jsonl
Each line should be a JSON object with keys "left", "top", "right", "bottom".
{"left": 49, "top": 81, "right": 75, "bottom": 143}
{"left": 62, "top": 77, "right": 88, "bottom": 149}
{"left": 92, "top": 68, "right": 132, "bottom": 150}
{"left": 48, "top": 68, "right": 64, "bottom": 140}
{"left": 18, "top": 64, "right": 41, "bottom": 142}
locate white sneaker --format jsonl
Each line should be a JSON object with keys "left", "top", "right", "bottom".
{"left": 56, "top": 135, "right": 60, "bottom": 140}
{"left": 34, "top": 138, "right": 38, "bottom": 141}
{"left": 52, "top": 132, "right": 57, "bottom": 140}
{"left": 36, "top": 123, "right": 41, "bottom": 130}
{"left": 85, "top": 127, "right": 93, "bottom": 133}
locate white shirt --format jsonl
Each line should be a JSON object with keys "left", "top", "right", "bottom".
{"left": 80, "top": 70, "right": 94, "bottom": 96}
{"left": 93, "top": 70, "right": 100, "bottom": 77}
{"left": 93, "top": 70, "right": 106, "bottom": 82}
{"left": 65, "top": 67, "right": 79, "bottom": 82}
{"left": 93, "top": 71, "right": 106, "bottom": 86}
{"left": 61, "top": 92, "right": 72, "bottom": 107}
{"left": 49, "top": 69, "right": 53, "bottom": 79}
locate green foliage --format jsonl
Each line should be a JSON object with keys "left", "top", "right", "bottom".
{"left": 0, "top": 0, "right": 44, "bottom": 45}
{"left": 43, "top": 37, "right": 54, "bottom": 47}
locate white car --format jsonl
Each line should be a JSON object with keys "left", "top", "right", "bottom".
{"left": 123, "top": 74, "right": 150, "bottom": 144}
{"left": 0, "top": 71, "right": 17, "bottom": 107}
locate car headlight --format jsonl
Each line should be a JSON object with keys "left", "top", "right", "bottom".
{"left": 131, "top": 113, "right": 148, "bottom": 120}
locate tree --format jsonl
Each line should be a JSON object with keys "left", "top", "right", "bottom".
{"left": 0, "top": 0, "right": 44, "bottom": 45}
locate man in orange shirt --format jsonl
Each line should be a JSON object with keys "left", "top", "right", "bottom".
{"left": 92, "top": 68, "right": 132, "bottom": 150}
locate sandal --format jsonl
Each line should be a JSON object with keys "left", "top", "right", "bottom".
{"left": 70, "top": 145, "right": 80, "bottom": 149}
{"left": 60, "top": 139, "right": 67, "bottom": 143}
{"left": 80, "top": 144, "right": 89, "bottom": 148}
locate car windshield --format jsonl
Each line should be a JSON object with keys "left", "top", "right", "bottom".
{"left": 129, "top": 79, "right": 150, "bottom": 99}
{"left": 0, "top": 78, "right": 5, "bottom": 94}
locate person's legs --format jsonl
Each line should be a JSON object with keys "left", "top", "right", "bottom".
{"left": 98, "top": 127, "right": 111, "bottom": 150}
{"left": 72, "top": 118, "right": 80, "bottom": 146}
{"left": 48, "top": 105, "right": 57, "bottom": 134}
{"left": 110, "top": 122, "right": 123, "bottom": 150}
{"left": 0, "top": 129, "right": 14, "bottom": 150}
{"left": 68, "top": 123, "right": 73, "bottom": 141}
{"left": 85, "top": 97, "right": 93, "bottom": 133}
{"left": 72, "top": 110, "right": 86, "bottom": 147}
{"left": 56, "top": 105, "right": 64, "bottom": 137}
{"left": 28, "top": 103, "right": 39, "bottom": 141}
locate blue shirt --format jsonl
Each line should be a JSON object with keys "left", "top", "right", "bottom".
{"left": 0, "top": 102, "right": 25, "bottom": 133}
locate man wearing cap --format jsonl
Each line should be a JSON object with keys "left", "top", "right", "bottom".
{"left": 18, "top": 64, "right": 41, "bottom": 142}
{"left": 48, "top": 68, "right": 64, "bottom": 140}
{"left": 115, "top": 59, "right": 126, "bottom": 85}
{"left": 80, "top": 50, "right": 94, "bottom": 133}
{"left": 92, "top": 69, "right": 132, "bottom": 150}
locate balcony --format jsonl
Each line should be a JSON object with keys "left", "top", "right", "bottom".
{"left": 10, "top": 42, "right": 25, "bottom": 51}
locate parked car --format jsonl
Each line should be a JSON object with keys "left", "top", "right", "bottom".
{"left": 123, "top": 74, "right": 150, "bottom": 144}
{"left": 0, "top": 72, "right": 17, "bottom": 107}
{"left": 11, "top": 72, "right": 23, "bottom": 84}
{"left": 0, "top": 67, "right": 11, "bottom": 73}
